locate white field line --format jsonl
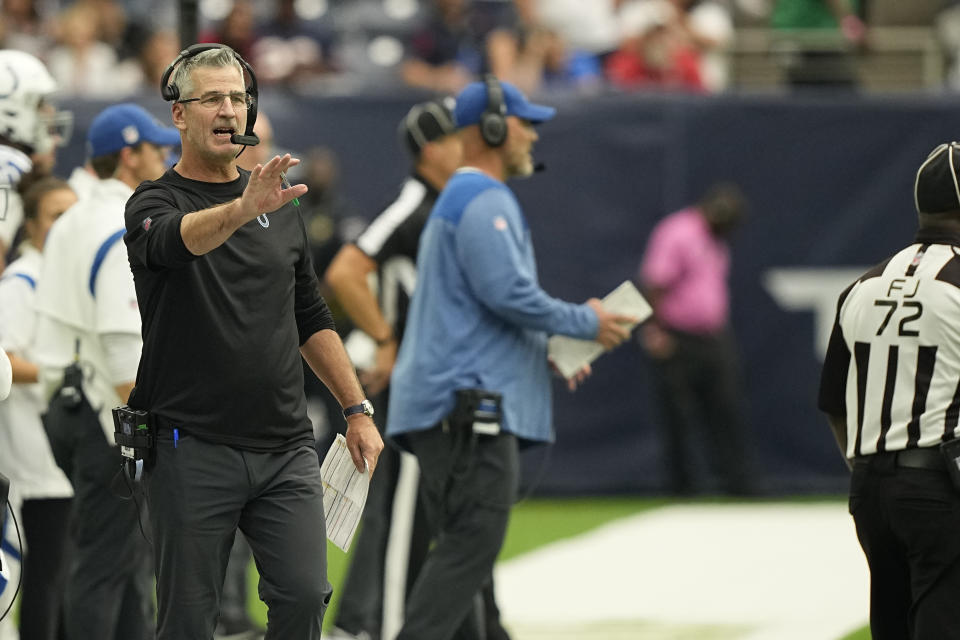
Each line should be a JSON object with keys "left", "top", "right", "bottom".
{"left": 494, "top": 503, "right": 869, "bottom": 640}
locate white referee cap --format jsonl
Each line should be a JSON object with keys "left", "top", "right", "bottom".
{"left": 915, "top": 142, "right": 960, "bottom": 215}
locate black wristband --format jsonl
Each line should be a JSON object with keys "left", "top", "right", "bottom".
{"left": 343, "top": 399, "right": 374, "bottom": 419}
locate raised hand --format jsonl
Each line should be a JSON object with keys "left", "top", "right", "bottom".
{"left": 240, "top": 154, "right": 308, "bottom": 220}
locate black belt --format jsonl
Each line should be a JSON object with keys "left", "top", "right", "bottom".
{"left": 855, "top": 447, "right": 945, "bottom": 471}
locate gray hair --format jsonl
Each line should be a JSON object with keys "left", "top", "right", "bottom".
{"left": 170, "top": 47, "right": 244, "bottom": 100}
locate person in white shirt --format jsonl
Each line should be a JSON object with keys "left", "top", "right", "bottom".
{"left": 34, "top": 102, "right": 179, "bottom": 640}
{"left": 0, "top": 176, "right": 77, "bottom": 640}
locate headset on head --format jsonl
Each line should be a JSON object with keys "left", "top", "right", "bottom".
{"left": 480, "top": 74, "right": 507, "bottom": 148}
{"left": 404, "top": 98, "right": 455, "bottom": 154}
{"left": 159, "top": 43, "right": 260, "bottom": 148}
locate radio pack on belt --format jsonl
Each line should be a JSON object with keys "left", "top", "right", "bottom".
{"left": 453, "top": 389, "right": 502, "bottom": 436}
{"left": 112, "top": 405, "right": 153, "bottom": 480}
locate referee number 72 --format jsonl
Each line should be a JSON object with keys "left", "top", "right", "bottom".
{"left": 874, "top": 299, "right": 923, "bottom": 337}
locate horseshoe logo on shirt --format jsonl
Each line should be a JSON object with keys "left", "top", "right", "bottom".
{"left": 257, "top": 214, "right": 269, "bottom": 228}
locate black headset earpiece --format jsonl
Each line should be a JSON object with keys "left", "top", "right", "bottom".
{"left": 480, "top": 74, "right": 507, "bottom": 148}
{"left": 160, "top": 43, "right": 259, "bottom": 147}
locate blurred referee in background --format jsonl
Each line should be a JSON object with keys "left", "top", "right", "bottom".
{"left": 819, "top": 142, "right": 960, "bottom": 639}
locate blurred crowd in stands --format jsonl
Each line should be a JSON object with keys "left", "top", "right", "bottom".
{"left": 4, "top": 0, "right": 960, "bottom": 99}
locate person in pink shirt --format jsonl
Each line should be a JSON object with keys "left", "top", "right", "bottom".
{"left": 639, "top": 183, "right": 754, "bottom": 495}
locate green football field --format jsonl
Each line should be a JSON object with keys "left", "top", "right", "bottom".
{"left": 2, "top": 496, "right": 872, "bottom": 638}
{"left": 249, "top": 496, "right": 661, "bottom": 632}
{"left": 245, "top": 497, "right": 874, "bottom": 640}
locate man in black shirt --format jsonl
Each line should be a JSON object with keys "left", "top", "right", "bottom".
{"left": 124, "top": 45, "right": 383, "bottom": 639}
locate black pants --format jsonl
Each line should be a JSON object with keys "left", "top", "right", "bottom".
{"left": 396, "top": 424, "right": 518, "bottom": 640}
{"left": 19, "top": 497, "right": 72, "bottom": 640}
{"left": 145, "top": 431, "right": 331, "bottom": 640}
{"left": 850, "top": 457, "right": 960, "bottom": 639}
{"left": 649, "top": 330, "right": 753, "bottom": 495}
{"left": 217, "top": 532, "right": 255, "bottom": 631}
{"left": 335, "top": 439, "right": 507, "bottom": 640}
{"left": 42, "top": 393, "right": 152, "bottom": 640}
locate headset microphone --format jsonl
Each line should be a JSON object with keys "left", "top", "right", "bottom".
{"left": 230, "top": 133, "right": 260, "bottom": 146}
{"left": 534, "top": 162, "right": 546, "bottom": 173}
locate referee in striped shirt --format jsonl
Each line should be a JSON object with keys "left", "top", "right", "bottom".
{"left": 819, "top": 141, "right": 960, "bottom": 639}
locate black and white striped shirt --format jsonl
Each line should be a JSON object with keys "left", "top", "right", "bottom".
{"left": 819, "top": 228, "right": 960, "bottom": 457}
{"left": 355, "top": 174, "right": 439, "bottom": 341}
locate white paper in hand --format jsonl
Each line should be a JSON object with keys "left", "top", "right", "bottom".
{"left": 548, "top": 280, "right": 652, "bottom": 379}
{"left": 320, "top": 433, "right": 370, "bottom": 552}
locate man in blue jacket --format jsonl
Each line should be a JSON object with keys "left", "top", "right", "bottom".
{"left": 386, "top": 75, "right": 633, "bottom": 640}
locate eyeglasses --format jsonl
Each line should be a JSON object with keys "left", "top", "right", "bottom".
{"left": 178, "top": 92, "right": 252, "bottom": 110}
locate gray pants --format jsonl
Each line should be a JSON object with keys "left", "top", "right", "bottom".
{"left": 145, "top": 430, "right": 332, "bottom": 639}
{"left": 397, "top": 424, "right": 518, "bottom": 640}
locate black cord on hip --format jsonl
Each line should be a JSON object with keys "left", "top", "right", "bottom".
{"left": 113, "top": 463, "right": 153, "bottom": 546}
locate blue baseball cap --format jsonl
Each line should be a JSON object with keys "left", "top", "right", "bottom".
{"left": 87, "top": 103, "right": 181, "bottom": 158}
{"left": 454, "top": 80, "right": 556, "bottom": 129}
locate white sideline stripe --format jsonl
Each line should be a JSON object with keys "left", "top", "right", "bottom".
{"left": 382, "top": 451, "right": 420, "bottom": 640}
{"left": 494, "top": 503, "right": 869, "bottom": 640}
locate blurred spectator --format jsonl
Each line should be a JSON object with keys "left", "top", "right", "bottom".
{"left": 606, "top": 0, "right": 705, "bottom": 91}
{"left": 199, "top": 0, "right": 258, "bottom": 61}
{"left": 402, "top": 0, "right": 474, "bottom": 92}
{"left": 520, "top": 0, "right": 617, "bottom": 93}
{"left": 321, "top": 0, "right": 418, "bottom": 91}
{"left": 120, "top": 0, "right": 176, "bottom": 33}
{"left": 530, "top": 27, "right": 604, "bottom": 92}
{"left": 112, "top": 28, "right": 181, "bottom": 96}
{"left": 490, "top": 2, "right": 604, "bottom": 95}
{"left": 770, "top": 0, "right": 865, "bottom": 90}
{"left": 401, "top": 0, "right": 524, "bottom": 93}
{"left": 670, "top": 0, "right": 735, "bottom": 92}
{"left": 82, "top": 0, "right": 128, "bottom": 52}
{"left": 46, "top": 2, "right": 125, "bottom": 96}
{"left": 937, "top": 1, "right": 960, "bottom": 90}
{"left": 1, "top": 0, "right": 51, "bottom": 58}
{"left": 136, "top": 29, "right": 181, "bottom": 92}
{"left": 533, "top": 0, "right": 622, "bottom": 59}
{"left": 251, "top": 0, "right": 338, "bottom": 86}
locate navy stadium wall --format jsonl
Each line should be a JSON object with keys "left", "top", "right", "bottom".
{"left": 55, "top": 91, "right": 960, "bottom": 496}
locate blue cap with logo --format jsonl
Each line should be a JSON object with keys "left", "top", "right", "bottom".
{"left": 453, "top": 80, "right": 556, "bottom": 129}
{"left": 87, "top": 103, "right": 181, "bottom": 158}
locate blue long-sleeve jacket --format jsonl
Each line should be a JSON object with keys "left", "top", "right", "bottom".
{"left": 386, "top": 169, "right": 597, "bottom": 445}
